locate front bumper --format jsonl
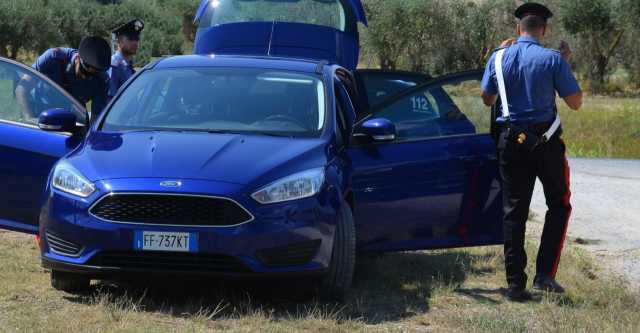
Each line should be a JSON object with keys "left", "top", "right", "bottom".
{"left": 39, "top": 178, "right": 340, "bottom": 279}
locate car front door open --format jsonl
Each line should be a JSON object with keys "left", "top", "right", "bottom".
{"left": 0, "top": 58, "right": 86, "bottom": 234}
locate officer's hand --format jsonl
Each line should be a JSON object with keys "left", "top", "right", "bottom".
{"left": 559, "top": 40, "right": 572, "bottom": 62}
{"left": 500, "top": 38, "right": 517, "bottom": 48}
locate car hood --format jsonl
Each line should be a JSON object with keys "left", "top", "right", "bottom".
{"left": 69, "top": 131, "right": 328, "bottom": 186}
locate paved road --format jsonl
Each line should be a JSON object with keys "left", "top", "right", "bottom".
{"left": 530, "top": 158, "right": 640, "bottom": 288}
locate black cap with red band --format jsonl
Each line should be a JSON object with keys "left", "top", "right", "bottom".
{"left": 515, "top": 2, "right": 554, "bottom": 20}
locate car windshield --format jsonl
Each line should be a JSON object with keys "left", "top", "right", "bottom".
{"left": 101, "top": 68, "right": 326, "bottom": 138}
{"left": 198, "top": 0, "right": 347, "bottom": 32}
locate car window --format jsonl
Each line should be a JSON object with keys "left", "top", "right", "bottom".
{"left": 355, "top": 71, "right": 431, "bottom": 109}
{"left": 198, "top": 0, "right": 349, "bottom": 32}
{"left": 373, "top": 75, "right": 488, "bottom": 141}
{"left": 102, "top": 68, "right": 326, "bottom": 138}
{"left": 0, "top": 60, "right": 83, "bottom": 126}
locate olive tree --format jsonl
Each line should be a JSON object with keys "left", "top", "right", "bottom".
{"left": 559, "top": 0, "right": 626, "bottom": 89}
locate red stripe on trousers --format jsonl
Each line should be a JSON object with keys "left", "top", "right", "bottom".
{"left": 551, "top": 143, "right": 572, "bottom": 278}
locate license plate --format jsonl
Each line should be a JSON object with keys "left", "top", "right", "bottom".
{"left": 134, "top": 231, "right": 198, "bottom": 252}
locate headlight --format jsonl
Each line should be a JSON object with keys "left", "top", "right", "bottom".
{"left": 252, "top": 168, "right": 325, "bottom": 204}
{"left": 52, "top": 161, "right": 96, "bottom": 198}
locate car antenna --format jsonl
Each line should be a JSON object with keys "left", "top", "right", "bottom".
{"left": 267, "top": 20, "right": 276, "bottom": 57}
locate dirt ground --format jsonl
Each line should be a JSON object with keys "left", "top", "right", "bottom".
{"left": 531, "top": 158, "right": 640, "bottom": 289}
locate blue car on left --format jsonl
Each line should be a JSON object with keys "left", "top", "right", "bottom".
{"left": 0, "top": 0, "right": 503, "bottom": 300}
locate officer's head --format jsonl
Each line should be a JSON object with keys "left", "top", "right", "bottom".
{"left": 514, "top": 3, "right": 553, "bottom": 41}
{"left": 113, "top": 19, "right": 144, "bottom": 56}
{"left": 77, "top": 36, "right": 111, "bottom": 78}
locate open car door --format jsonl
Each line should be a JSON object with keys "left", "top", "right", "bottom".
{"left": 0, "top": 58, "right": 86, "bottom": 234}
{"left": 349, "top": 70, "right": 503, "bottom": 252}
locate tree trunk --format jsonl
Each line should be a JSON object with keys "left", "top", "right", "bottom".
{"left": 379, "top": 55, "right": 396, "bottom": 71}
{"left": 9, "top": 44, "right": 19, "bottom": 60}
{"left": 596, "top": 55, "right": 608, "bottom": 85}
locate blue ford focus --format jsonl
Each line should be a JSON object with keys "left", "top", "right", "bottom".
{"left": 0, "top": 0, "right": 502, "bottom": 300}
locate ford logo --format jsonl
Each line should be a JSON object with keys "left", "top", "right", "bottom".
{"left": 160, "top": 180, "right": 182, "bottom": 187}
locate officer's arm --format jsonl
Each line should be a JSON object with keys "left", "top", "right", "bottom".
{"left": 555, "top": 55, "right": 582, "bottom": 111}
{"left": 563, "top": 91, "right": 582, "bottom": 111}
{"left": 481, "top": 91, "right": 497, "bottom": 107}
{"left": 480, "top": 53, "right": 498, "bottom": 107}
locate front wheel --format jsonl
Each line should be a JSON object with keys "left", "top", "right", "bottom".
{"left": 51, "top": 270, "right": 91, "bottom": 293}
{"left": 318, "top": 201, "right": 356, "bottom": 301}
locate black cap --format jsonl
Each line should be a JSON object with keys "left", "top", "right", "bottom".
{"left": 78, "top": 36, "right": 111, "bottom": 71}
{"left": 112, "top": 19, "right": 145, "bottom": 40}
{"left": 515, "top": 2, "right": 553, "bottom": 20}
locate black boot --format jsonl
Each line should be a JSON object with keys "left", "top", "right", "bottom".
{"left": 533, "top": 276, "right": 565, "bottom": 293}
{"left": 505, "top": 286, "right": 533, "bottom": 302}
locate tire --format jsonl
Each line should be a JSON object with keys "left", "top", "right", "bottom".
{"left": 50, "top": 270, "right": 91, "bottom": 293}
{"left": 319, "top": 201, "right": 356, "bottom": 301}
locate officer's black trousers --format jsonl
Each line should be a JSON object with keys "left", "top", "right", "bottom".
{"left": 498, "top": 134, "right": 572, "bottom": 289}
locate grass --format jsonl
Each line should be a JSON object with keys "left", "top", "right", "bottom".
{"left": 1, "top": 221, "right": 639, "bottom": 332}
{"left": 558, "top": 95, "right": 640, "bottom": 159}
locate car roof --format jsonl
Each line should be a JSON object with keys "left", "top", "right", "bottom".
{"left": 153, "top": 54, "right": 332, "bottom": 74}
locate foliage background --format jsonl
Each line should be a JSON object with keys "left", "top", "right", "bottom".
{"left": 0, "top": 0, "right": 639, "bottom": 94}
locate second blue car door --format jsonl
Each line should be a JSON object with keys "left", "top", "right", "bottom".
{"left": 350, "top": 71, "right": 503, "bottom": 252}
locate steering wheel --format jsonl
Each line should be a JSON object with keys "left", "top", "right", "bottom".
{"left": 262, "top": 114, "right": 307, "bottom": 129}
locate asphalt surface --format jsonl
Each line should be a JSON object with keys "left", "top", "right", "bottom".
{"left": 530, "top": 158, "right": 640, "bottom": 288}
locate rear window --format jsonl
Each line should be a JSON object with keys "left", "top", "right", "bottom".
{"left": 198, "top": 0, "right": 348, "bottom": 32}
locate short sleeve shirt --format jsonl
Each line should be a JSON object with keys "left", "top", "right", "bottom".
{"left": 481, "top": 36, "right": 581, "bottom": 124}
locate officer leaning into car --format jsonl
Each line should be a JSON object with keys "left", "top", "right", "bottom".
{"left": 480, "top": 3, "right": 583, "bottom": 302}
{"left": 15, "top": 36, "right": 111, "bottom": 122}
{"left": 108, "top": 19, "right": 144, "bottom": 100}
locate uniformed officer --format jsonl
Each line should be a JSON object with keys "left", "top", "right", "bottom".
{"left": 15, "top": 36, "right": 111, "bottom": 121}
{"left": 108, "top": 19, "right": 144, "bottom": 99}
{"left": 480, "top": 3, "right": 583, "bottom": 301}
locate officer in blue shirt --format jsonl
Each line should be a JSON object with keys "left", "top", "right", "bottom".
{"left": 15, "top": 37, "right": 111, "bottom": 121}
{"left": 108, "top": 19, "right": 144, "bottom": 99}
{"left": 480, "top": 2, "right": 583, "bottom": 302}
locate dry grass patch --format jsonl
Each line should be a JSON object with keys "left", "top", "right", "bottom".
{"left": 1, "top": 228, "right": 639, "bottom": 332}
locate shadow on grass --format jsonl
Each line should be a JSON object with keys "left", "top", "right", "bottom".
{"left": 63, "top": 250, "right": 494, "bottom": 324}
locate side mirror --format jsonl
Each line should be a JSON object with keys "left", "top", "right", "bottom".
{"left": 355, "top": 118, "right": 396, "bottom": 142}
{"left": 38, "top": 108, "right": 79, "bottom": 133}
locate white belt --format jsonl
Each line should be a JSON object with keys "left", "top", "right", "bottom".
{"left": 495, "top": 48, "right": 561, "bottom": 142}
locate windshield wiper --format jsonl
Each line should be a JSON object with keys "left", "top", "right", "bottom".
{"left": 250, "top": 132, "right": 295, "bottom": 138}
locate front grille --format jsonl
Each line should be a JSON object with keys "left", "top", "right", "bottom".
{"left": 89, "top": 194, "right": 253, "bottom": 226}
{"left": 90, "top": 251, "right": 251, "bottom": 273}
{"left": 256, "top": 240, "right": 321, "bottom": 267}
{"left": 46, "top": 232, "right": 83, "bottom": 257}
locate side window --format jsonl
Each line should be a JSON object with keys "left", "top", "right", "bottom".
{"left": 354, "top": 71, "right": 431, "bottom": 110}
{"left": 374, "top": 76, "right": 488, "bottom": 141}
{"left": 334, "top": 80, "right": 355, "bottom": 146}
{"left": 0, "top": 60, "right": 83, "bottom": 126}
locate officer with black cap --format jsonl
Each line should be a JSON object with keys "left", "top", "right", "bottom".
{"left": 15, "top": 36, "right": 111, "bottom": 121}
{"left": 480, "top": 2, "right": 583, "bottom": 301}
{"left": 108, "top": 19, "right": 144, "bottom": 99}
